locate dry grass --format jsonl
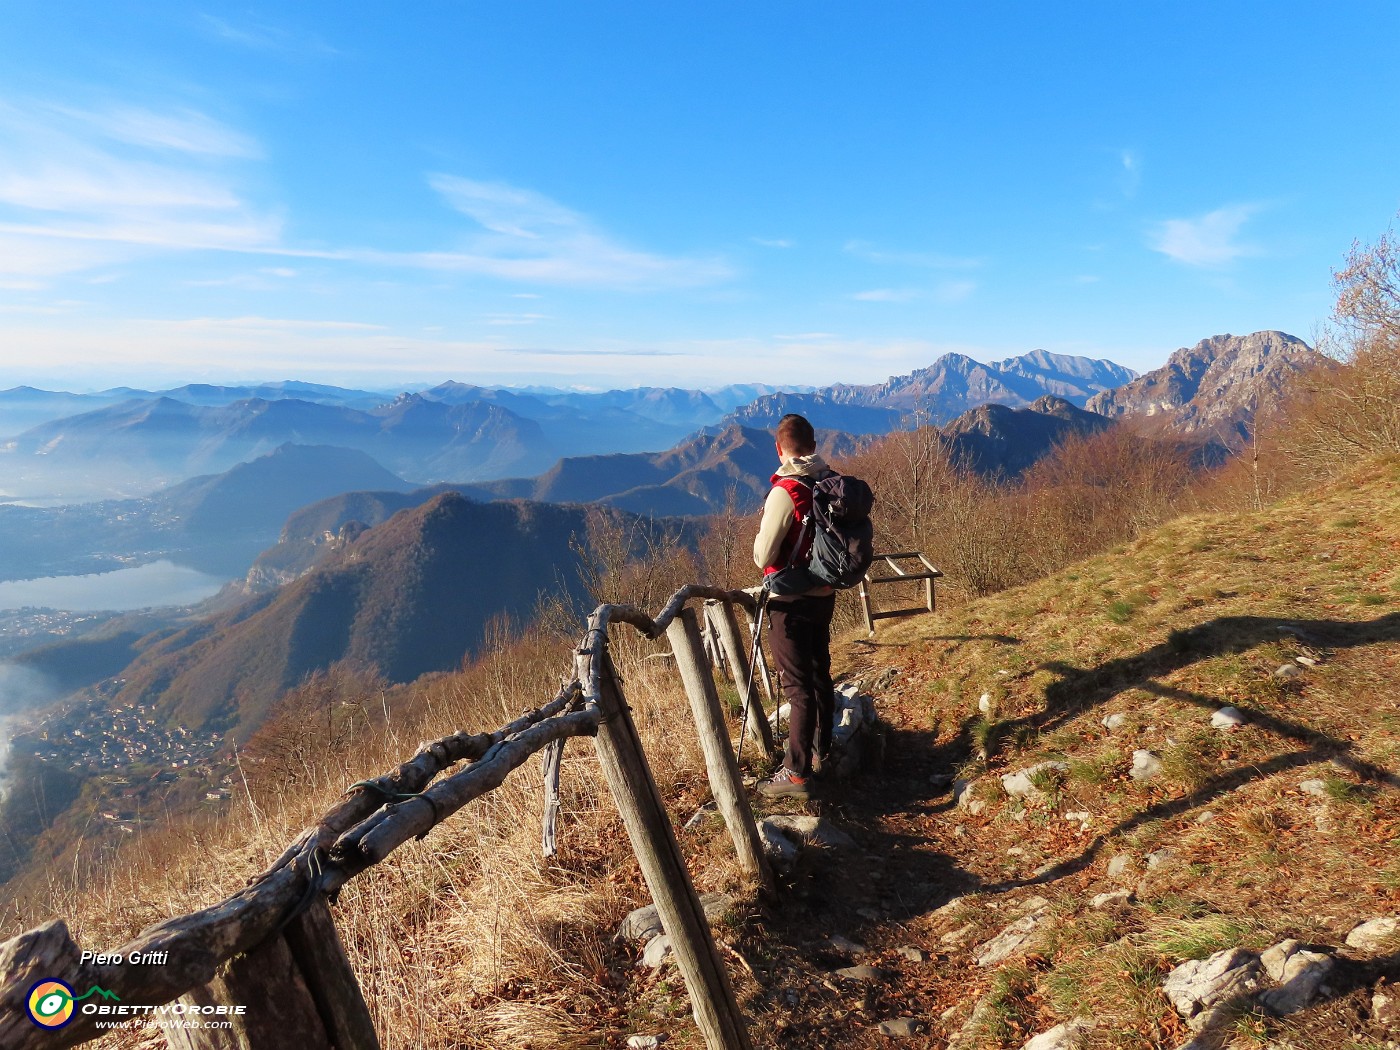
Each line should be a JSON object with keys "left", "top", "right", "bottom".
{"left": 858, "top": 455, "right": 1400, "bottom": 1047}
{"left": 3, "top": 621, "right": 744, "bottom": 1049}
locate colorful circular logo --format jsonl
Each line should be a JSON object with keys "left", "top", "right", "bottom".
{"left": 27, "top": 979, "right": 76, "bottom": 1029}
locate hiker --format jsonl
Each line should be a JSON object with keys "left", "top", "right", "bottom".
{"left": 753, "top": 413, "right": 836, "bottom": 799}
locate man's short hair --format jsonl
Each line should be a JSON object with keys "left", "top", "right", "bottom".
{"left": 776, "top": 413, "right": 816, "bottom": 455}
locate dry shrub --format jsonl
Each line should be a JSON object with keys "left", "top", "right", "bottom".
{"left": 842, "top": 421, "right": 1195, "bottom": 598}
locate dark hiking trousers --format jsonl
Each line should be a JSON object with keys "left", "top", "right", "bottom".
{"left": 767, "top": 592, "right": 836, "bottom": 777}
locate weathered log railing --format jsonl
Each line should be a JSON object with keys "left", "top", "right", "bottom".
{"left": 0, "top": 585, "right": 778, "bottom": 1050}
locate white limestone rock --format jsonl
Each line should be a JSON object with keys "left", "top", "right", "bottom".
{"left": 1257, "top": 939, "right": 1334, "bottom": 1015}
{"left": 1346, "top": 916, "right": 1400, "bottom": 952}
{"left": 974, "top": 906, "right": 1050, "bottom": 968}
{"left": 1211, "top": 706, "right": 1247, "bottom": 729}
{"left": 1091, "top": 890, "right": 1133, "bottom": 909}
{"left": 640, "top": 934, "right": 673, "bottom": 969}
{"left": 1021, "top": 1019, "right": 1089, "bottom": 1050}
{"left": 1162, "top": 948, "right": 1263, "bottom": 1028}
{"left": 1131, "top": 749, "right": 1163, "bottom": 782}
{"left": 878, "top": 1018, "right": 925, "bottom": 1038}
{"left": 1001, "top": 761, "right": 1070, "bottom": 798}
{"left": 1101, "top": 712, "right": 1127, "bottom": 732}
{"left": 762, "top": 814, "right": 857, "bottom": 850}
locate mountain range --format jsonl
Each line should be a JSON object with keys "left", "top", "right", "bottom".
{"left": 728, "top": 350, "right": 1137, "bottom": 430}
{"left": 1085, "top": 331, "right": 1324, "bottom": 446}
{"left": 0, "top": 353, "right": 1134, "bottom": 503}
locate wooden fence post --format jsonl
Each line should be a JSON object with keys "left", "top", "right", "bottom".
{"left": 586, "top": 646, "right": 754, "bottom": 1050}
{"left": 164, "top": 897, "right": 379, "bottom": 1050}
{"left": 164, "top": 933, "right": 328, "bottom": 1050}
{"left": 667, "top": 608, "right": 775, "bottom": 897}
{"left": 705, "top": 600, "right": 775, "bottom": 756}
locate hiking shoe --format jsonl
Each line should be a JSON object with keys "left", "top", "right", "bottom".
{"left": 757, "top": 767, "right": 810, "bottom": 799}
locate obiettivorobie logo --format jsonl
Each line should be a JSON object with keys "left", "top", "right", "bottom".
{"left": 23, "top": 976, "right": 247, "bottom": 1032}
{"left": 25, "top": 980, "right": 120, "bottom": 1029}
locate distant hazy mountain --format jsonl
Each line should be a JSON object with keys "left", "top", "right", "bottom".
{"left": 726, "top": 351, "right": 1137, "bottom": 431}
{"left": 0, "top": 444, "right": 413, "bottom": 583}
{"left": 1085, "top": 331, "right": 1325, "bottom": 446}
{"left": 0, "top": 394, "right": 555, "bottom": 498}
{"left": 941, "top": 395, "right": 1118, "bottom": 476}
{"left": 0, "top": 381, "right": 390, "bottom": 437}
{"left": 110, "top": 494, "right": 602, "bottom": 735}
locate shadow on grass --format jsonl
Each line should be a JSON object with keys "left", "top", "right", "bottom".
{"left": 970, "top": 610, "right": 1400, "bottom": 892}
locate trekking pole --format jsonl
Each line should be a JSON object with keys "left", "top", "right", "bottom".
{"left": 735, "top": 587, "right": 770, "bottom": 764}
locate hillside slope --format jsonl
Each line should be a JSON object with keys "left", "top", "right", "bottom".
{"left": 110, "top": 494, "right": 599, "bottom": 735}
{"left": 7, "top": 460, "right": 1397, "bottom": 1050}
{"left": 814, "top": 455, "right": 1400, "bottom": 1047}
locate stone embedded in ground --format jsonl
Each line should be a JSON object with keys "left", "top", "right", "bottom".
{"left": 827, "top": 934, "right": 867, "bottom": 954}
{"left": 616, "top": 893, "right": 734, "bottom": 944}
{"left": 763, "top": 814, "right": 857, "bottom": 850}
{"left": 1145, "top": 848, "right": 1174, "bottom": 870}
{"left": 953, "top": 824, "right": 968, "bottom": 837}
{"left": 1021, "top": 1019, "right": 1089, "bottom": 1050}
{"left": 877, "top": 1018, "right": 924, "bottom": 1038}
{"left": 1373, "top": 989, "right": 1396, "bottom": 1024}
{"left": 1107, "top": 853, "right": 1133, "bottom": 878}
{"left": 973, "top": 906, "right": 1050, "bottom": 967}
{"left": 1257, "top": 939, "right": 1335, "bottom": 1015}
{"left": 1298, "top": 778, "right": 1327, "bottom": 797}
{"left": 1211, "top": 706, "right": 1247, "bottom": 729}
{"left": 965, "top": 799, "right": 987, "bottom": 816}
{"left": 929, "top": 773, "right": 955, "bottom": 790}
{"left": 834, "top": 964, "right": 887, "bottom": 982}
{"left": 941, "top": 922, "right": 976, "bottom": 946}
{"left": 1064, "top": 810, "right": 1090, "bottom": 823}
{"left": 1091, "top": 890, "right": 1133, "bottom": 909}
{"left": 979, "top": 692, "right": 992, "bottom": 713}
{"left": 1001, "top": 761, "right": 1070, "bottom": 797}
{"left": 1345, "top": 916, "right": 1400, "bottom": 952}
{"left": 897, "top": 945, "right": 929, "bottom": 963}
{"left": 1102, "top": 712, "right": 1127, "bottom": 732}
{"left": 758, "top": 821, "right": 800, "bottom": 869}
{"left": 1196, "top": 810, "right": 1215, "bottom": 823}
{"left": 1274, "top": 663, "right": 1303, "bottom": 680}
{"left": 954, "top": 778, "right": 978, "bottom": 806}
{"left": 1295, "top": 655, "right": 1319, "bottom": 667}
{"left": 626, "top": 1036, "right": 664, "bottom": 1050}
{"left": 1131, "top": 749, "right": 1163, "bottom": 781}
{"left": 640, "top": 934, "right": 673, "bottom": 968}
{"left": 1162, "top": 948, "right": 1264, "bottom": 1027}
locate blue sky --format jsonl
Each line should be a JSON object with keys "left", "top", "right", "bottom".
{"left": 0, "top": 2, "right": 1397, "bottom": 391}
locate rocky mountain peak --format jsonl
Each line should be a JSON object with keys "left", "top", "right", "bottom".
{"left": 1085, "top": 330, "right": 1324, "bottom": 447}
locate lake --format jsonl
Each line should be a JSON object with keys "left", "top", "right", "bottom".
{"left": 0, "top": 560, "right": 227, "bottom": 612}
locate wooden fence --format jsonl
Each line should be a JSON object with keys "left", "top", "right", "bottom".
{"left": 0, "top": 585, "right": 779, "bottom": 1050}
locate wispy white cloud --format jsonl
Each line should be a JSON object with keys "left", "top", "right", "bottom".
{"left": 198, "top": 14, "right": 338, "bottom": 56}
{"left": 933, "top": 279, "right": 977, "bottom": 303}
{"left": 0, "top": 99, "right": 727, "bottom": 291}
{"left": 420, "top": 174, "right": 730, "bottom": 288}
{"left": 484, "top": 312, "right": 548, "bottom": 326}
{"left": 152, "top": 316, "right": 386, "bottom": 332}
{"left": 851, "top": 288, "right": 920, "bottom": 302}
{"left": 1120, "top": 149, "right": 1142, "bottom": 198}
{"left": 843, "top": 239, "right": 982, "bottom": 269}
{"left": 1148, "top": 204, "right": 1264, "bottom": 267}
{"left": 0, "top": 99, "right": 277, "bottom": 280}
{"left": 851, "top": 280, "right": 975, "bottom": 304}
